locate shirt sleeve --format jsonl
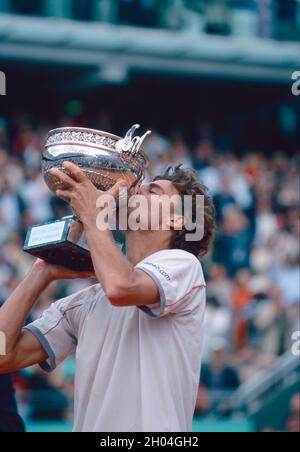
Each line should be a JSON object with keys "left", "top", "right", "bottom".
{"left": 135, "top": 250, "right": 206, "bottom": 319}
{"left": 23, "top": 286, "right": 93, "bottom": 373}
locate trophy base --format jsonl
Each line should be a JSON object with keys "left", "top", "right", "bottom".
{"left": 24, "top": 216, "right": 94, "bottom": 272}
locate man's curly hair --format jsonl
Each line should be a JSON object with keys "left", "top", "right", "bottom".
{"left": 155, "top": 166, "right": 216, "bottom": 258}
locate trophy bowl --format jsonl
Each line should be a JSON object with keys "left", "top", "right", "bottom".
{"left": 42, "top": 124, "right": 150, "bottom": 194}
{"left": 24, "top": 124, "right": 151, "bottom": 271}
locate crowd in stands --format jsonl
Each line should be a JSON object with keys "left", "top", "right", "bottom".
{"left": 0, "top": 113, "right": 299, "bottom": 428}
{"left": 1, "top": 0, "right": 299, "bottom": 41}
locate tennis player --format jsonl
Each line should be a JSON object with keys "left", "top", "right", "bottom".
{"left": 0, "top": 163, "right": 215, "bottom": 432}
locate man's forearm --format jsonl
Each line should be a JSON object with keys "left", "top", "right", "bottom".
{"left": 84, "top": 224, "right": 134, "bottom": 295}
{"left": 0, "top": 266, "right": 50, "bottom": 355}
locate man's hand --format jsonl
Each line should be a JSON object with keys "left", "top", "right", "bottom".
{"left": 32, "top": 259, "right": 95, "bottom": 283}
{"left": 50, "top": 161, "right": 128, "bottom": 227}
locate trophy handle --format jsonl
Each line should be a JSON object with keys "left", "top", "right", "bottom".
{"left": 116, "top": 124, "right": 140, "bottom": 153}
{"left": 131, "top": 131, "right": 152, "bottom": 156}
{"left": 116, "top": 124, "right": 152, "bottom": 156}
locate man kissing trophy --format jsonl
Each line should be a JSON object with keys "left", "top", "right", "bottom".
{"left": 24, "top": 124, "right": 151, "bottom": 271}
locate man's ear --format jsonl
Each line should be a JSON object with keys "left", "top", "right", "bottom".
{"left": 168, "top": 215, "right": 187, "bottom": 231}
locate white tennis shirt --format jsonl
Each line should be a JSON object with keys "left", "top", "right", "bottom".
{"left": 25, "top": 249, "right": 206, "bottom": 432}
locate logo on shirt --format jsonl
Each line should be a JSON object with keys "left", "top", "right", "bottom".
{"left": 143, "top": 262, "right": 171, "bottom": 281}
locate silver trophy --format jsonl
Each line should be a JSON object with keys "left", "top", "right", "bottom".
{"left": 24, "top": 125, "right": 150, "bottom": 271}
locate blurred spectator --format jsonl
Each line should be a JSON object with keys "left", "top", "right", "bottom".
{"left": 0, "top": 374, "right": 25, "bottom": 432}
{"left": 118, "top": 0, "right": 158, "bottom": 27}
{"left": 194, "top": 384, "right": 211, "bottom": 417}
{"left": 21, "top": 167, "right": 53, "bottom": 224}
{"left": 200, "top": 340, "right": 240, "bottom": 415}
{"left": 206, "top": 264, "right": 233, "bottom": 308}
{"left": 204, "top": 0, "right": 230, "bottom": 35}
{"left": 72, "top": 0, "right": 96, "bottom": 21}
{"left": 202, "top": 296, "right": 231, "bottom": 361}
{"left": 168, "top": 132, "right": 193, "bottom": 169}
{"left": 201, "top": 342, "right": 240, "bottom": 391}
{"left": 193, "top": 140, "right": 221, "bottom": 197}
{"left": 4, "top": 0, "right": 300, "bottom": 42}
{"left": 214, "top": 206, "right": 253, "bottom": 276}
{"left": 285, "top": 394, "right": 300, "bottom": 433}
{"left": 0, "top": 300, "right": 25, "bottom": 432}
{"left": 232, "top": 269, "right": 254, "bottom": 349}
{"left": 10, "top": 0, "right": 42, "bottom": 16}
{"left": 25, "top": 367, "right": 69, "bottom": 422}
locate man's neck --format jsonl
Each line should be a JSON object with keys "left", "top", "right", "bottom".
{"left": 125, "top": 231, "right": 171, "bottom": 266}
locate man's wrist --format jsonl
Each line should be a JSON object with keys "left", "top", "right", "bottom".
{"left": 83, "top": 216, "right": 112, "bottom": 235}
{"left": 29, "top": 262, "right": 52, "bottom": 286}
{"left": 81, "top": 216, "right": 98, "bottom": 231}
{"left": 83, "top": 220, "right": 114, "bottom": 250}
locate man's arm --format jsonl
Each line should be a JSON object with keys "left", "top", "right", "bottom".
{"left": 52, "top": 162, "right": 160, "bottom": 308}
{"left": 0, "top": 260, "right": 94, "bottom": 373}
{"left": 0, "top": 263, "right": 50, "bottom": 373}
{"left": 85, "top": 224, "right": 159, "bottom": 307}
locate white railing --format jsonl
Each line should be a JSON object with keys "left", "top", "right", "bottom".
{"left": 228, "top": 352, "right": 300, "bottom": 413}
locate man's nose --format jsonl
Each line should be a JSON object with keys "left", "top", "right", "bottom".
{"left": 137, "top": 184, "right": 148, "bottom": 195}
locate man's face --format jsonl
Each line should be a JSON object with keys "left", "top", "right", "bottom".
{"left": 137, "top": 179, "right": 179, "bottom": 199}
{"left": 126, "top": 179, "right": 182, "bottom": 232}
